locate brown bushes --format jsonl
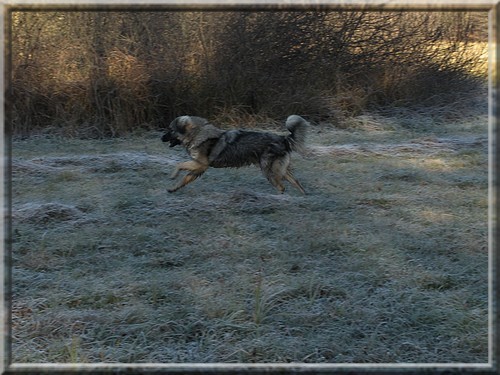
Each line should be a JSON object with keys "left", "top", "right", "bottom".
{"left": 8, "top": 10, "right": 487, "bottom": 137}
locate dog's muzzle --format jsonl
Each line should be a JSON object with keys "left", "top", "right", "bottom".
{"left": 161, "top": 132, "right": 182, "bottom": 147}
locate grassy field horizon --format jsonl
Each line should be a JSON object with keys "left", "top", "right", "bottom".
{"left": 10, "top": 96, "right": 489, "bottom": 363}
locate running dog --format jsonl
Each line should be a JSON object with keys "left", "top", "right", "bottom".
{"left": 161, "top": 115, "right": 308, "bottom": 194}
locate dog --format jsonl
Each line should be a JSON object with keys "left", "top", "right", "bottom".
{"left": 161, "top": 115, "right": 308, "bottom": 194}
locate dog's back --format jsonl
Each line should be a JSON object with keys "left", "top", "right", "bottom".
{"left": 208, "top": 130, "right": 285, "bottom": 168}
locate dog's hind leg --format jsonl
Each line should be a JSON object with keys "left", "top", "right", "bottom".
{"left": 264, "top": 154, "right": 305, "bottom": 194}
{"left": 284, "top": 169, "right": 306, "bottom": 194}
{"left": 260, "top": 156, "right": 286, "bottom": 194}
{"left": 269, "top": 176, "right": 286, "bottom": 194}
{"left": 278, "top": 154, "right": 305, "bottom": 194}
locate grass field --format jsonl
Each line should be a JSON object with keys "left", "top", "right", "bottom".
{"left": 10, "top": 100, "right": 489, "bottom": 363}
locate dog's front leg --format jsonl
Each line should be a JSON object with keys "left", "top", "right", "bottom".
{"left": 170, "top": 166, "right": 182, "bottom": 179}
{"left": 168, "top": 160, "right": 208, "bottom": 193}
{"left": 171, "top": 154, "right": 209, "bottom": 180}
{"left": 168, "top": 172, "right": 203, "bottom": 193}
{"left": 170, "top": 160, "right": 200, "bottom": 180}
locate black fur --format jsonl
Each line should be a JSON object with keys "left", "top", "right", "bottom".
{"left": 208, "top": 130, "right": 288, "bottom": 168}
{"left": 161, "top": 129, "right": 182, "bottom": 147}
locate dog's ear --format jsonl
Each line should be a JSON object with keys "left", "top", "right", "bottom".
{"left": 169, "top": 117, "right": 180, "bottom": 133}
{"left": 170, "top": 115, "right": 194, "bottom": 135}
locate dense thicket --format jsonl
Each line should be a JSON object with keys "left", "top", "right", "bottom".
{"left": 9, "top": 11, "right": 487, "bottom": 137}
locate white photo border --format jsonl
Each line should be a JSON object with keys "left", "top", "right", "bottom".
{"left": 2, "top": 1, "right": 497, "bottom": 374}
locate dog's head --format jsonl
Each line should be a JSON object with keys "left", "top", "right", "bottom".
{"left": 161, "top": 128, "right": 182, "bottom": 147}
{"left": 161, "top": 116, "right": 194, "bottom": 147}
{"left": 161, "top": 116, "right": 208, "bottom": 147}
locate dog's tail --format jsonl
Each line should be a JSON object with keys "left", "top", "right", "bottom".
{"left": 285, "top": 115, "right": 308, "bottom": 154}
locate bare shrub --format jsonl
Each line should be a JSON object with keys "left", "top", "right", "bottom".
{"left": 8, "top": 10, "right": 487, "bottom": 137}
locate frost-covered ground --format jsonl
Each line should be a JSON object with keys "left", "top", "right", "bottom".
{"left": 10, "top": 112, "right": 489, "bottom": 364}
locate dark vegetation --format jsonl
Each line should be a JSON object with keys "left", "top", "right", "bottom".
{"left": 8, "top": 11, "right": 487, "bottom": 137}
